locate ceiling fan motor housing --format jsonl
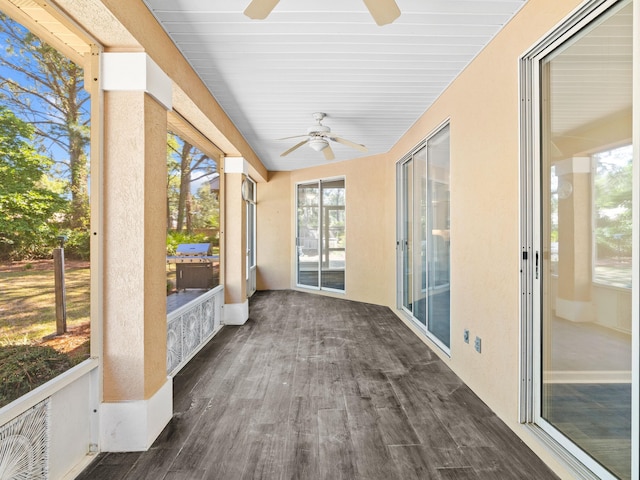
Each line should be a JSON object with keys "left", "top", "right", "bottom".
{"left": 309, "top": 138, "right": 329, "bottom": 151}
{"left": 307, "top": 124, "right": 330, "bottom": 136}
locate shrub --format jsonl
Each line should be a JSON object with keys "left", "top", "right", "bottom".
{"left": 166, "top": 230, "right": 211, "bottom": 255}
{"left": 0, "top": 223, "right": 60, "bottom": 260}
{"left": 64, "top": 229, "right": 91, "bottom": 260}
{"left": 0, "top": 344, "right": 79, "bottom": 407}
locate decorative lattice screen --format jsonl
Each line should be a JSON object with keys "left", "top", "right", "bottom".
{"left": 0, "top": 399, "right": 49, "bottom": 479}
{"left": 167, "top": 287, "right": 222, "bottom": 376}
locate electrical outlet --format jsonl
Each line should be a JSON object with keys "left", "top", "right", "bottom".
{"left": 475, "top": 336, "right": 482, "bottom": 353}
{"left": 463, "top": 329, "right": 469, "bottom": 344}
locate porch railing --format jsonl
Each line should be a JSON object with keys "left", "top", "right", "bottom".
{"left": 166, "top": 285, "right": 224, "bottom": 376}
{"left": 0, "top": 359, "right": 98, "bottom": 479}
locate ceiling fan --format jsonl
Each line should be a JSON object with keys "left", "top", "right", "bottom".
{"left": 278, "top": 112, "right": 367, "bottom": 161}
{"left": 244, "top": 0, "right": 401, "bottom": 26}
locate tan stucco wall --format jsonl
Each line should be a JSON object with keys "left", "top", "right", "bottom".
{"left": 224, "top": 172, "right": 247, "bottom": 305}
{"left": 256, "top": 171, "right": 292, "bottom": 290}
{"left": 258, "top": 153, "right": 395, "bottom": 306}
{"left": 103, "top": 91, "right": 167, "bottom": 401}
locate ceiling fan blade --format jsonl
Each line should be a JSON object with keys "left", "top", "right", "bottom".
{"left": 323, "top": 145, "right": 335, "bottom": 161}
{"left": 280, "top": 139, "right": 308, "bottom": 157}
{"left": 331, "top": 136, "right": 368, "bottom": 153}
{"left": 244, "top": 0, "right": 280, "bottom": 19}
{"left": 362, "top": 0, "right": 400, "bottom": 26}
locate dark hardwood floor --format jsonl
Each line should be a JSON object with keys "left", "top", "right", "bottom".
{"left": 77, "top": 290, "right": 558, "bottom": 480}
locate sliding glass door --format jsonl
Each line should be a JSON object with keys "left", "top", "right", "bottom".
{"left": 400, "top": 149, "right": 425, "bottom": 323}
{"left": 245, "top": 177, "right": 256, "bottom": 297}
{"left": 296, "top": 178, "right": 345, "bottom": 292}
{"left": 426, "top": 127, "right": 451, "bottom": 345}
{"left": 521, "top": 1, "right": 637, "bottom": 478}
{"left": 398, "top": 124, "right": 450, "bottom": 350}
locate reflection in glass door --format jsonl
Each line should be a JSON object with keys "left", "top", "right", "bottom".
{"left": 400, "top": 154, "right": 426, "bottom": 318}
{"left": 321, "top": 180, "right": 346, "bottom": 290}
{"left": 297, "top": 182, "right": 319, "bottom": 288}
{"left": 398, "top": 124, "right": 450, "bottom": 349}
{"left": 426, "top": 127, "right": 451, "bottom": 346}
{"left": 297, "top": 178, "right": 345, "bottom": 292}
{"left": 533, "top": 1, "right": 634, "bottom": 478}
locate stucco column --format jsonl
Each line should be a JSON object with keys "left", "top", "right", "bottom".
{"left": 555, "top": 156, "right": 593, "bottom": 322}
{"left": 223, "top": 157, "right": 249, "bottom": 325}
{"left": 100, "top": 53, "right": 173, "bottom": 451}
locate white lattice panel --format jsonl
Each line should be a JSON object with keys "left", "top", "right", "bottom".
{"left": 167, "top": 286, "right": 223, "bottom": 376}
{"left": 0, "top": 399, "right": 49, "bottom": 479}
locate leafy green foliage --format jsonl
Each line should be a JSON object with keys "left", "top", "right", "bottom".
{"left": 594, "top": 147, "right": 632, "bottom": 260}
{"left": 166, "top": 132, "right": 218, "bottom": 232}
{"left": 192, "top": 182, "right": 220, "bottom": 231}
{"left": 166, "top": 230, "right": 211, "bottom": 256}
{"left": 0, "top": 106, "right": 65, "bottom": 259}
{"left": 0, "top": 13, "right": 91, "bottom": 230}
{"left": 0, "top": 344, "right": 81, "bottom": 407}
{"left": 63, "top": 229, "right": 90, "bottom": 260}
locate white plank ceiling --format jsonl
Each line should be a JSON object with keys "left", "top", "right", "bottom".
{"left": 548, "top": 1, "right": 632, "bottom": 137}
{"left": 142, "top": 0, "right": 527, "bottom": 171}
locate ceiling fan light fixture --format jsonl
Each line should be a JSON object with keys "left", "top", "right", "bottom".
{"left": 309, "top": 138, "right": 329, "bottom": 152}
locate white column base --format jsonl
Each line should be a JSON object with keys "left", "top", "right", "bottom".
{"left": 100, "top": 377, "right": 172, "bottom": 452}
{"left": 223, "top": 300, "right": 249, "bottom": 325}
{"left": 555, "top": 297, "right": 594, "bottom": 323}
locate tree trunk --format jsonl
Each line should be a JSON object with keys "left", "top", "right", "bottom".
{"left": 186, "top": 194, "right": 192, "bottom": 234}
{"left": 176, "top": 141, "right": 194, "bottom": 231}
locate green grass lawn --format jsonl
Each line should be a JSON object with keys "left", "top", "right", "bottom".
{"left": 0, "top": 264, "right": 90, "bottom": 407}
{"left": 0, "top": 267, "right": 90, "bottom": 343}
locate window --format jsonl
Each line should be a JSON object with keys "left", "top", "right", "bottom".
{"left": 520, "top": 1, "right": 636, "bottom": 478}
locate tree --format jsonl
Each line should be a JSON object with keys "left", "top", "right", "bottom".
{"left": 594, "top": 154, "right": 632, "bottom": 260}
{"left": 166, "top": 133, "right": 217, "bottom": 233}
{"left": 0, "top": 13, "right": 90, "bottom": 229}
{"left": 594, "top": 152, "right": 633, "bottom": 258}
{"left": 0, "top": 106, "right": 64, "bottom": 258}
{"left": 191, "top": 182, "right": 220, "bottom": 232}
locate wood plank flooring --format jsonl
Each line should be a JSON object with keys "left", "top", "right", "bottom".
{"left": 76, "top": 290, "right": 558, "bottom": 480}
